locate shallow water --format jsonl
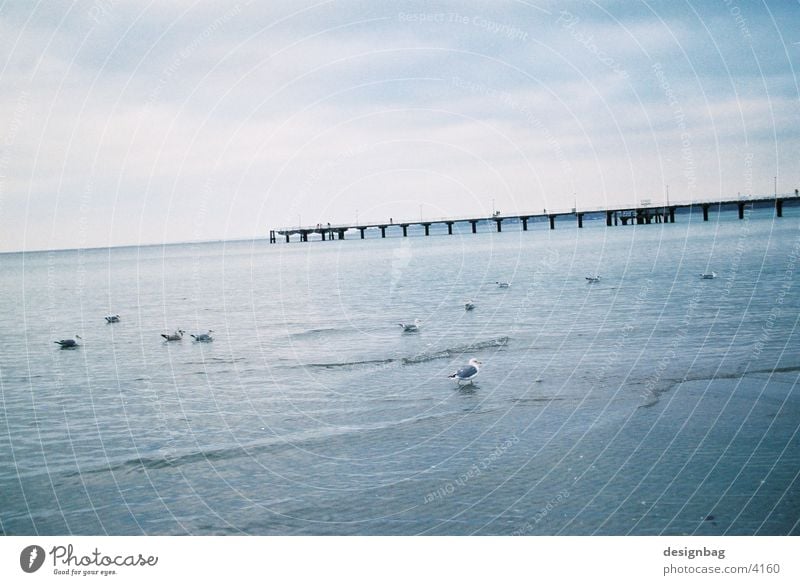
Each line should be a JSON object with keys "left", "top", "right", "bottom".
{"left": 1, "top": 207, "right": 798, "bottom": 534}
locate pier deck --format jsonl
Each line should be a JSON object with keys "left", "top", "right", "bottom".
{"left": 269, "top": 194, "right": 799, "bottom": 244}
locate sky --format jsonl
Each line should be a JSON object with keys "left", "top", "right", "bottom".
{"left": 0, "top": 0, "right": 798, "bottom": 252}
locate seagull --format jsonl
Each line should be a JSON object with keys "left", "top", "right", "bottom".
{"left": 449, "top": 358, "right": 481, "bottom": 386}
{"left": 585, "top": 275, "right": 601, "bottom": 283}
{"left": 190, "top": 330, "right": 214, "bottom": 342}
{"left": 464, "top": 300, "right": 476, "bottom": 311}
{"left": 105, "top": 314, "right": 120, "bottom": 323}
{"left": 398, "top": 319, "right": 422, "bottom": 333}
{"left": 496, "top": 281, "right": 511, "bottom": 288}
{"left": 161, "top": 329, "right": 185, "bottom": 341}
{"left": 54, "top": 334, "right": 82, "bottom": 348}
{"left": 700, "top": 272, "right": 717, "bottom": 279}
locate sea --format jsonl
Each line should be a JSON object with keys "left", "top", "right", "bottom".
{"left": 1, "top": 206, "right": 798, "bottom": 535}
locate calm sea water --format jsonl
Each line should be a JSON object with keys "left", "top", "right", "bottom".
{"left": 1, "top": 208, "right": 799, "bottom": 535}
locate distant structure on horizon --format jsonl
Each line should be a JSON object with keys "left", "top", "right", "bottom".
{"left": 270, "top": 192, "right": 799, "bottom": 244}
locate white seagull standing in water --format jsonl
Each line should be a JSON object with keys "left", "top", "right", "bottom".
{"left": 398, "top": 319, "right": 422, "bottom": 333}
{"left": 191, "top": 330, "right": 214, "bottom": 342}
{"left": 449, "top": 358, "right": 482, "bottom": 386}
{"left": 54, "top": 335, "right": 82, "bottom": 348}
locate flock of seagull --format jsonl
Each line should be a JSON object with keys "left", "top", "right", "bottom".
{"left": 397, "top": 317, "right": 480, "bottom": 383}
{"left": 395, "top": 280, "right": 518, "bottom": 385}
{"left": 57, "top": 311, "right": 483, "bottom": 387}
{"left": 54, "top": 271, "right": 718, "bottom": 387}
{"left": 396, "top": 276, "right": 604, "bottom": 384}
{"left": 54, "top": 319, "right": 214, "bottom": 350}
{"left": 401, "top": 270, "right": 718, "bottom": 385}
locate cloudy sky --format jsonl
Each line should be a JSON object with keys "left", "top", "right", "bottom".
{"left": 0, "top": 0, "right": 798, "bottom": 252}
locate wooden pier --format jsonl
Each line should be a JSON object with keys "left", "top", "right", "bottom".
{"left": 269, "top": 193, "right": 799, "bottom": 244}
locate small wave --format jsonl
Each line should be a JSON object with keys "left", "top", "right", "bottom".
{"left": 67, "top": 447, "right": 251, "bottom": 478}
{"left": 299, "top": 336, "right": 510, "bottom": 370}
{"left": 183, "top": 357, "right": 246, "bottom": 366}
{"left": 765, "top": 365, "right": 800, "bottom": 374}
{"left": 306, "top": 358, "right": 396, "bottom": 370}
{"left": 402, "top": 336, "right": 510, "bottom": 365}
{"left": 48, "top": 403, "right": 507, "bottom": 481}
{"left": 18, "top": 375, "right": 44, "bottom": 382}
{"left": 726, "top": 365, "right": 800, "bottom": 378}
{"left": 639, "top": 363, "right": 800, "bottom": 409}
{"left": 289, "top": 327, "right": 349, "bottom": 339}
{"left": 511, "top": 397, "right": 564, "bottom": 405}
{"left": 401, "top": 350, "right": 451, "bottom": 364}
